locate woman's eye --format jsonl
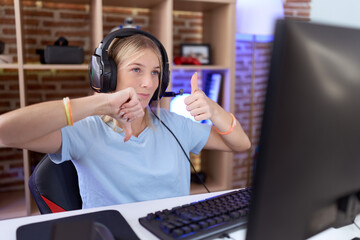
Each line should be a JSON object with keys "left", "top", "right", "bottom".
{"left": 132, "top": 68, "right": 141, "bottom": 73}
{"left": 152, "top": 70, "right": 160, "bottom": 76}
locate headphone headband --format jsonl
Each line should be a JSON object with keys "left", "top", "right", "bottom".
{"left": 89, "top": 28, "right": 170, "bottom": 101}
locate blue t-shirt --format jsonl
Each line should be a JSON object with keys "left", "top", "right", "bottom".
{"left": 50, "top": 109, "right": 211, "bottom": 209}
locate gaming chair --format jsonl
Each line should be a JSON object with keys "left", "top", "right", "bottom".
{"left": 29, "top": 154, "right": 82, "bottom": 214}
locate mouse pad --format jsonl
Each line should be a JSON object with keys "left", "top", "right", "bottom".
{"left": 16, "top": 210, "right": 140, "bottom": 240}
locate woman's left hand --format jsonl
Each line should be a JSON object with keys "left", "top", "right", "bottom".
{"left": 184, "top": 72, "right": 214, "bottom": 121}
{"left": 107, "top": 87, "right": 144, "bottom": 142}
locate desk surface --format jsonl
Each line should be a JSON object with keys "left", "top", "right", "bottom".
{"left": 1, "top": 189, "right": 360, "bottom": 240}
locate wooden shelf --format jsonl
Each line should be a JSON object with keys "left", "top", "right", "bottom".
{"left": 0, "top": 64, "right": 19, "bottom": 69}
{"left": 39, "top": 0, "right": 90, "bottom": 4}
{"left": 0, "top": 64, "right": 88, "bottom": 71}
{"left": 172, "top": 65, "right": 228, "bottom": 70}
{"left": 23, "top": 64, "right": 89, "bottom": 70}
{"left": 103, "top": 0, "right": 165, "bottom": 8}
{"left": 174, "top": 0, "right": 235, "bottom": 12}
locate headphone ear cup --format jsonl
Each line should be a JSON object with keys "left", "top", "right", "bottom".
{"left": 89, "top": 55, "right": 102, "bottom": 92}
{"left": 101, "top": 58, "right": 117, "bottom": 93}
{"left": 108, "top": 58, "right": 117, "bottom": 92}
{"left": 161, "top": 64, "right": 170, "bottom": 97}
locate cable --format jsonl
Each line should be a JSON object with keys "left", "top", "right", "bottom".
{"left": 151, "top": 109, "right": 210, "bottom": 193}
{"left": 354, "top": 216, "right": 360, "bottom": 230}
{"left": 220, "top": 233, "right": 236, "bottom": 240}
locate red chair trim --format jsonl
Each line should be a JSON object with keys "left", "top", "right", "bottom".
{"left": 41, "top": 195, "right": 66, "bottom": 213}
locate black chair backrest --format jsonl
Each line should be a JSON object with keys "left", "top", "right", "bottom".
{"left": 29, "top": 154, "right": 82, "bottom": 214}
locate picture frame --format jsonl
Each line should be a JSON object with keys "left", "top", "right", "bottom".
{"left": 180, "top": 43, "right": 211, "bottom": 65}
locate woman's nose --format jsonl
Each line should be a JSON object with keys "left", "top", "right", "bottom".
{"left": 140, "top": 73, "right": 154, "bottom": 88}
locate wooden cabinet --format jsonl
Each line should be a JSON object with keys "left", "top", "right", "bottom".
{"left": 0, "top": 0, "right": 236, "bottom": 216}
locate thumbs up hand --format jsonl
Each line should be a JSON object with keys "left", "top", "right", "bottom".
{"left": 184, "top": 72, "right": 213, "bottom": 121}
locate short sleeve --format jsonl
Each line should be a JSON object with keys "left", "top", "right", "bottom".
{"left": 48, "top": 126, "right": 73, "bottom": 164}
{"left": 188, "top": 119, "right": 211, "bottom": 155}
{"left": 49, "top": 116, "right": 104, "bottom": 164}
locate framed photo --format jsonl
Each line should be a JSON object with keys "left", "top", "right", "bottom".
{"left": 180, "top": 43, "right": 211, "bottom": 65}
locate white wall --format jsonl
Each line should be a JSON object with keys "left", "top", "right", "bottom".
{"left": 236, "top": 0, "right": 283, "bottom": 35}
{"left": 311, "top": 0, "right": 360, "bottom": 29}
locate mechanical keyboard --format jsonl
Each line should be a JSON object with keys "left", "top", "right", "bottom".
{"left": 139, "top": 187, "right": 252, "bottom": 240}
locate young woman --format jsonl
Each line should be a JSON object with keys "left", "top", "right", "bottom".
{"left": 0, "top": 30, "right": 250, "bottom": 209}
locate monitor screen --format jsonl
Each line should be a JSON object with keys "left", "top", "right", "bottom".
{"left": 246, "top": 20, "right": 360, "bottom": 240}
{"left": 170, "top": 72, "right": 222, "bottom": 125}
{"left": 170, "top": 93, "right": 200, "bottom": 123}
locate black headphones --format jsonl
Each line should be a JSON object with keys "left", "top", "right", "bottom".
{"left": 89, "top": 28, "right": 170, "bottom": 101}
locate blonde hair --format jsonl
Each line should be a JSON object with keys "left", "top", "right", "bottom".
{"left": 101, "top": 34, "right": 163, "bottom": 129}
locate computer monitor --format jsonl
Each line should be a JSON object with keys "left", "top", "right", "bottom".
{"left": 246, "top": 20, "right": 360, "bottom": 240}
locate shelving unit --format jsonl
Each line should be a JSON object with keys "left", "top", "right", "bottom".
{"left": 0, "top": 0, "right": 236, "bottom": 216}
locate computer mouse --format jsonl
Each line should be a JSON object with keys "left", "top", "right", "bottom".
{"left": 92, "top": 221, "right": 115, "bottom": 240}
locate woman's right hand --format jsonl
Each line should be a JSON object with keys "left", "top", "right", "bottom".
{"left": 107, "top": 87, "right": 144, "bottom": 142}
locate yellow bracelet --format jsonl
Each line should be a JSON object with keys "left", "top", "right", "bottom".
{"left": 63, "top": 97, "right": 73, "bottom": 126}
{"left": 215, "top": 113, "right": 236, "bottom": 135}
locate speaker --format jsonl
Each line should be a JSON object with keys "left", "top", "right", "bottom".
{"left": 89, "top": 28, "right": 170, "bottom": 101}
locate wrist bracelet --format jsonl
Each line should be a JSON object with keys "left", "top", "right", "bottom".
{"left": 63, "top": 97, "right": 73, "bottom": 126}
{"left": 215, "top": 113, "right": 236, "bottom": 135}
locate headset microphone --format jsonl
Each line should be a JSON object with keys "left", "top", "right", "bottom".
{"left": 163, "top": 89, "right": 184, "bottom": 97}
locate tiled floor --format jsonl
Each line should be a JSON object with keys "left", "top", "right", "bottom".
{"left": 0, "top": 190, "right": 39, "bottom": 221}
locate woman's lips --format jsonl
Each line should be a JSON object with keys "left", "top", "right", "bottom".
{"left": 137, "top": 93, "right": 150, "bottom": 100}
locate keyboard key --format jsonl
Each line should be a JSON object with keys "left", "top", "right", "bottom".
{"left": 239, "top": 209, "right": 247, "bottom": 217}
{"left": 206, "top": 218, "right": 216, "bottom": 226}
{"left": 230, "top": 211, "right": 240, "bottom": 218}
{"left": 198, "top": 221, "right": 209, "bottom": 229}
{"left": 160, "top": 223, "right": 175, "bottom": 234}
{"left": 189, "top": 223, "right": 200, "bottom": 231}
{"left": 221, "top": 214, "right": 231, "bottom": 222}
{"left": 181, "top": 226, "right": 192, "bottom": 234}
{"left": 146, "top": 213, "right": 156, "bottom": 221}
{"left": 213, "top": 216, "right": 223, "bottom": 224}
{"left": 172, "top": 228, "right": 183, "bottom": 238}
